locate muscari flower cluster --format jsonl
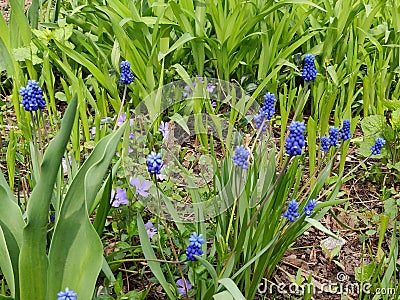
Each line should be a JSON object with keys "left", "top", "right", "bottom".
{"left": 19, "top": 80, "right": 46, "bottom": 112}
{"left": 255, "top": 92, "right": 276, "bottom": 130}
{"left": 57, "top": 288, "right": 77, "bottom": 300}
{"left": 302, "top": 54, "right": 318, "bottom": 82}
{"left": 232, "top": 145, "right": 250, "bottom": 169}
{"left": 119, "top": 61, "right": 134, "bottom": 84}
{"left": 147, "top": 152, "right": 163, "bottom": 175}
{"left": 370, "top": 138, "right": 386, "bottom": 155}
{"left": 320, "top": 120, "right": 352, "bottom": 152}
{"left": 285, "top": 121, "right": 306, "bottom": 156}
{"left": 284, "top": 199, "right": 317, "bottom": 222}
{"left": 186, "top": 233, "right": 205, "bottom": 261}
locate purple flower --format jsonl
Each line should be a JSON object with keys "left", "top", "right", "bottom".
{"left": 159, "top": 121, "right": 170, "bottom": 139}
{"left": 176, "top": 278, "right": 192, "bottom": 295}
{"left": 90, "top": 126, "right": 97, "bottom": 135}
{"left": 115, "top": 146, "right": 134, "bottom": 157}
{"left": 130, "top": 178, "right": 152, "bottom": 197}
{"left": 129, "top": 132, "right": 135, "bottom": 140}
{"left": 303, "top": 199, "right": 317, "bottom": 216}
{"left": 101, "top": 117, "right": 113, "bottom": 123}
{"left": 285, "top": 121, "right": 306, "bottom": 156}
{"left": 144, "top": 221, "right": 157, "bottom": 239}
{"left": 116, "top": 113, "right": 134, "bottom": 127}
{"left": 111, "top": 188, "right": 129, "bottom": 207}
{"left": 232, "top": 145, "right": 250, "bottom": 169}
{"left": 370, "top": 138, "right": 386, "bottom": 155}
{"left": 61, "top": 156, "right": 72, "bottom": 174}
{"left": 182, "top": 85, "right": 191, "bottom": 98}
{"left": 302, "top": 54, "right": 318, "bottom": 82}
{"left": 19, "top": 80, "right": 46, "bottom": 112}
{"left": 207, "top": 83, "right": 216, "bottom": 93}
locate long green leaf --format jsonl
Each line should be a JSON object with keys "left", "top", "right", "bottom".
{"left": 47, "top": 124, "right": 126, "bottom": 300}
{"left": 19, "top": 95, "right": 78, "bottom": 300}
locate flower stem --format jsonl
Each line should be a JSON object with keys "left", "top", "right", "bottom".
{"left": 114, "top": 84, "right": 128, "bottom": 130}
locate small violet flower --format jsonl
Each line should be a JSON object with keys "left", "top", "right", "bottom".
{"left": 232, "top": 145, "right": 250, "bottom": 169}
{"left": 159, "top": 121, "right": 169, "bottom": 139}
{"left": 57, "top": 288, "right": 77, "bottom": 300}
{"left": 147, "top": 152, "right": 163, "bottom": 175}
{"left": 116, "top": 113, "right": 134, "bottom": 127}
{"left": 144, "top": 221, "right": 157, "bottom": 239}
{"left": 119, "top": 61, "right": 134, "bottom": 85}
{"left": 176, "top": 278, "right": 192, "bottom": 296}
{"left": 111, "top": 188, "right": 129, "bottom": 207}
{"left": 302, "top": 54, "right": 318, "bottom": 82}
{"left": 186, "top": 232, "right": 205, "bottom": 261}
{"left": 283, "top": 200, "right": 300, "bottom": 222}
{"left": 370, "top": 138, "right": 386, "bottom": 155}
{"left": 130, "top": 177, "right": 152, "bottom": 197}
{"left": 285, "top": 121, "right": 306, "bottom": 156}
{"left": 303, "top": 199, "right": 317, "bottom": 216}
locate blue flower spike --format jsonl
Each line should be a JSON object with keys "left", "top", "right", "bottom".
{"left": 232, "top": 145, "right": 250, "bottom": 169}
{"left": 328, "top": 127, "right": 340, "bottom": 147}
{"left": 370, "top": 138, "right": 386, "bottom": 155}
{"left": 340, "top": 119, "right": 352, "bottom": 141}
{"left": 57, "top": 287, "right": 77, "bottom": 300}
{"left": 186, "top": 232, "right": 205, "bottom": 261}
{"left": 254, "top": 92, "right": 276, "bottom": 130}
{"left": 119, "top": 60, "right": 134, "bottom": 84}
{"left": 283, "top": 200, "right": 300, "bottom": 222}
{"left": 320, "top": 136, "right": 330, "bottom": 152}
{"left": 147, "top": 152, "right": 163, "bottom": 175}
{"left": 302, "top": 54, "right": 318, "bottom": 82}
{"left": 19, "top": 80, "right": 46, "bottom": 112}
{"left": 303, "top": 199, "right": 317, "bottom": 217}
{"left": 285, "top": 121, "right": 306, "bottom": 156}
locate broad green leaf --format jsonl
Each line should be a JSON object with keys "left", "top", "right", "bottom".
{"left": 19, "top": 95, "right": 78, "bottom": 300}
{"left": 217, "top": 278, "right": 245, "bottom": 300}
{"left": 0, "top": 227, "right": 16, "bottom": 297}
{"left": 213, "top": 291, "right": 233, "bottom": 300}
{"left": 361, "top": 115, "right": 386, "bottom": 138}
{"left": 48, "top": 124, "right": 126, "bottom": 299}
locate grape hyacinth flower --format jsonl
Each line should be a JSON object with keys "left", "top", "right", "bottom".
{"left": 302, "top": 54, "right": 318, "bottom": 82}
{"left": 19, "top": 80, "right": 46, "bottom": 112}
{"left": 340, "top": 120, "right": 352, "bottom": 141}
{"left": 260, "top": 92, "right": 276, "bottom": 120}
{"left": 232, "top": 145, "right": 250, "bottom": 169}
{"left": 57, "top": 288, "right": 77, "bottom": 300}
{"left": 320, "top": 136, "right": 330, "bottom": 152}
{"left": 130, "top": 177, "right": 152, "bottom": 197}
{"left": 285, "top": 121, "right": 306, "bottom": 156}
{"left": 147, "top": 152, "right": 163, "bottom": 175}
{"left": 303, "top": 199, "right": 317, "bottom": 216}
{"left": 176, "top": 278, "right": 193, "bottom": 296}
{"left": 370, "top": 138, "right": 386, "bottom": 155}
{"left": 254, "top": 113, "right": 267, "bottom": 131}
{"left": 144, "top": 221, "right": 157, "bottom": 239}
{"left": 328, "top": 127, "right": 340, "bottom": 147}
{"left": 186, "top": 232, "right": 205, "bottom": 261}
{"left": 159, "top": 121, "right": 169, "bottom": 139}
{"left": 119, "top": 61, "right": 134, "bottom": 84}
{"left": 283, "top": 200, "right": 300, "bottom": 222}
{"left": 111, "top": 188, "right": 129, "bottom": 207}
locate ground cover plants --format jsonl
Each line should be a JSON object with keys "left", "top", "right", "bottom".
{"left": 0, "top": 0, "right": 399, "bottom": 299}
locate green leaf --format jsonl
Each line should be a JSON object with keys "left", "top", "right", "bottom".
{"left": 93, "top": 173, "right": 112, "bottom": 236}
{"left": 47, "top": 124, "right": 126, "bottom": 300}
{"left": 195, "top": 256, "right": 218, "bottom": 294}
{"left": 170, "top": 113, "right": 190, "bottom": 135}
{"left": 19, "top": 95, "right": 78, "bottom": 300}
{"left": 390, "top": 109, "right": 400, "bottom": 130}
{"left": 213, "top": 291, "right": 233, "bottom": 300}
{"left": 306, "top": 218, "right": 340, "bottom": 239}
{"left": 217, "top": 278, "right": 246, "bottom": 300}
{"left": 158, "top": 32, "right": 195, "bottom": 60}
{"left": 137, "top": 214, "right": 175, "bottom": 299}
{"left": 361, "top": 115, "right": 386, "bottom": 138}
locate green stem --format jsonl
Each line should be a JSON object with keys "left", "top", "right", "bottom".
{"left": 113, "top": 85, "right": 128, "bottom": 131}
